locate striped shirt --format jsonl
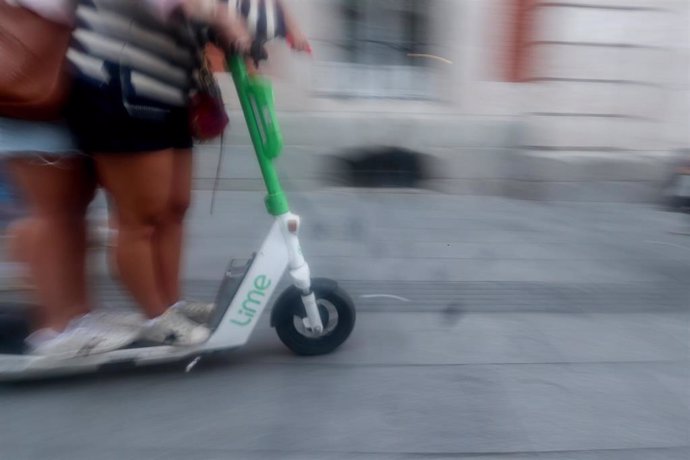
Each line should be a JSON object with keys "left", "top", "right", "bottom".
{"left": 66, "top": 1, "right": 287, "bottom": 109}
{"left": 67, "top": 0, "right": 198, "bottom": 108}
{"left": 234, "top": 0, "right": 286, "bottom": 42}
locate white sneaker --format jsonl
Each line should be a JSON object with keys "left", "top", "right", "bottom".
{"left": 141, "top": 308, "right": 210, "bottom": 346}
{"left": 27, "top": 314, "right": 139, "bottom": 359}
{"left": 91, "top": 310, "right": 146, "bottom": 330}
{"left": 172, "top": 301, "right": 215, "bottom": 324}
{"left": 25, "top": 328, "right": 60, "bottom": 353}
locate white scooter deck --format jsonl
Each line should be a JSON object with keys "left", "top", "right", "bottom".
{"left": 0, "top": 218, "right": 300, "bottom": 381}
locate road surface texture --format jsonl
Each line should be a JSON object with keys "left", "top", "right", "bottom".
{"left": 1, "top": 189, "right": 689, "bottom": 460}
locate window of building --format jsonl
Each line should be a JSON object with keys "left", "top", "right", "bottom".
{"left": 312, "top": 0, "right": 437, "bottom": 99}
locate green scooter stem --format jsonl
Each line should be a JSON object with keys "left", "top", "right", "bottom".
{"left": 229, "top": 55, "right": 289, "bottom": 216}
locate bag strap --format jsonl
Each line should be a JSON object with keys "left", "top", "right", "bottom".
{"left": 210, "top": 132, "right": 225, "bottom": 215}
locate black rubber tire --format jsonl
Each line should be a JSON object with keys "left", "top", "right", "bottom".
{"left": 273, "top": 279, "right": 356, "bottom": 356}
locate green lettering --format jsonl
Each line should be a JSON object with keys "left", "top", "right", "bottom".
{"left": 231, "top": 316, "right": 252, "bottom": 326}
{"left": 254, "top": 275, "right": 272, "bottom": 290}
{"left": 230, "top": 275, "right": 273, "bottom": 327}
{"left": 243, "top": 289, "right": 265, "bottom": 310}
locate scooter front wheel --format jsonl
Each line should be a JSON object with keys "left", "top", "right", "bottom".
{"left": 272, "top": 279, "right": 355, "bottom": 356}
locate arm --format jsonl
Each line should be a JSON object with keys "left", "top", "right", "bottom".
{"left": 184, "top": 0, "right": 252, "bottom": 52}
{"left": 11, "top": 0, "right": 77, "bottom": 26}
{"left": 276, "top": 0, "right": 311, "bottom": 53}
{"left": 145, "top": 0, "right": 251, "bottom": 52}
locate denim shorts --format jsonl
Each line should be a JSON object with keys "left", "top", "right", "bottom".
{"left": 0, "top": 117, "right": 79, "bottom": 157}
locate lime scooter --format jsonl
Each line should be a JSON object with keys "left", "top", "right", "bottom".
{"left": 0, "top": 55, "right": 356, "bottom": 381}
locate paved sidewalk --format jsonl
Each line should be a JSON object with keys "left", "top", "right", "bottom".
{"left": 178, "top": 189, "right": 690, "bottom": 283}
{"left": 1, "top": 189, "right": 689, "bottom": 459}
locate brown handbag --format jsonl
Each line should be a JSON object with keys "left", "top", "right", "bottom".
{"left": 0, "top": 0, "right": 72, "bottom": 120}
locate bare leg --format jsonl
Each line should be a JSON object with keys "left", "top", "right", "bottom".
{"left": 94, "top": 150, "right": 174, "bottom": 319}
{"left": 107, "top": 209, "right": 119, "bottom": 281}
{"left": 9, "top": 156, "right": 96, "bottom": 331}
{"left": 5, "top": 217, "right": 37, "bottom": 280}
{"left": 155, "top": 149, "right": 192, "bottom": 306}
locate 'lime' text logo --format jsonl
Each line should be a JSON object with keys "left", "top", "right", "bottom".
{"left": 230, "top": 275, "right": 272, "bottom": 326}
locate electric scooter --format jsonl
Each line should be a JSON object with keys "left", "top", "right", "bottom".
{"left": 0, "top": 53, "right": 356, "bottom": 381}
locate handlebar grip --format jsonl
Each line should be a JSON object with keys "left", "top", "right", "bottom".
{"left": 224, "top": 41, "right": 268, "bottom": 66}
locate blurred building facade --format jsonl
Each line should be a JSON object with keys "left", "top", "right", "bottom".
{"left": 209, "top": 0, "right": 689, "bottom": 201}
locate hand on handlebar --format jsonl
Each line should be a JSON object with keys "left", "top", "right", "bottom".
{"left": 216, "top": 15, "right": 252, "bottom": 55}
{"left": 182, "top": 0, "right": 252, "bottom": 55}
{"left": 287, "top": 32, "right": 312, "bottom": 55}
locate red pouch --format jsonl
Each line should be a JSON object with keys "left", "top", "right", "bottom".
{"left": 189, "top": 90, "right": 229, "bottom": 141}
